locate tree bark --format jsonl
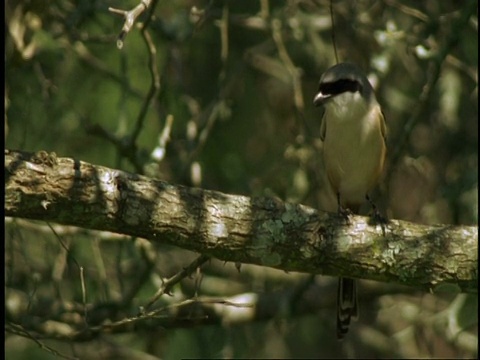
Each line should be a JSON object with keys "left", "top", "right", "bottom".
{"left": 5, "top": 149, "right": 478, "bottom": 293}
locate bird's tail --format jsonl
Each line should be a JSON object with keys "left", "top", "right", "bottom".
{"left": 336, "top": 277, "right": 358, "bottom": 339}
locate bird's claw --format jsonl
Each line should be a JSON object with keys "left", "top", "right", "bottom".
{"left": 337, "top": 205, "right": 353, "bottom": 225}
{"left": 368, "top": 209, "right": 389, "bottom": 236}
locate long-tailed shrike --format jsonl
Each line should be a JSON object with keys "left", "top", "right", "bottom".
{"left": 313, "top": 62, "right": 387, "bottom": 339}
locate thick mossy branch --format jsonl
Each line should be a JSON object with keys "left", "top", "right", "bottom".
{"left": 5, "top": 149, "right": 477, "bottom": 293}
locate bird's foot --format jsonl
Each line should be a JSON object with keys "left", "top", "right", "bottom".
{"left": 337, "top": 205, "right": 353, "bottom": 225}
{"left": 366, "top": 196, "right": 389, "bottom": 236}
{"left": 369, "top": 210, "right": 389, "bottom": 235}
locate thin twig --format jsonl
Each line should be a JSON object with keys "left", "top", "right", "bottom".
{"left": 130, "top": 28, "right": 161, "bottom": 143}
{"left": 47, "top": 223, "right": 89, "bottom": 327}
{"left": 109, "top": 0, "right": 153, "bottom": 49}
{"left": 151, "top": 114, "right": 175, "bottom": 162}
{"left": 144, "top": 254, "right": 211, "bottom": 311}
{"left": 271, "top": 19, "right": 304, "bottom": 112}
{"left": 6, "top": 323, "right": 79, "bottom": 360}
{"left": 329, "top": 0, "right": 339, "bottom": 64}
{"left": 91, "top": 238, "right": 110, "bottom": 300}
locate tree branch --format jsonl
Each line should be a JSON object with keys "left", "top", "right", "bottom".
{"left": 109, "top": 0, "right": 153, "bottom": 49}
{"left": 5, "top": 149, "right": 477, "bottom": 293}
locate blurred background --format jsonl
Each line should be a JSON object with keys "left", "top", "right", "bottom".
{"left": 5, "top": 0, "right": 478, "bottom": 358}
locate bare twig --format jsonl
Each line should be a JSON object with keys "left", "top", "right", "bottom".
{"left": 130, "top": 28, "right": 161, "bottom": 143}
{"left": 88, "top": 297, "right": 253, "bottom": 336}
{"left": 144, "top": 254, "right": 211, "bottom": 311}
{"left": 90, "top": 238, "right": 111, "bottom": 300}
{"left": 384, "top": 0, "right": 429, "bottom": 22}
{"left": 5, "top": 323, "right": 79, "bottom": 360}
{"left": 48, "top": 223, "right": 88, "bottom": 326}
{"left": 217, "top": 3, "right": 229, "bottom": 73}
{"left": 329, "top": 0, "right": 339, "bottom": 64}
{"left": 151, "top": 114, "right": 174, "bottom": 162}
{"left": 4, "top": 218, "right": 135, "bottom": 240}
{"left": 271, "top": 18, "right": 304, "bottom": 112}
{"left": 109, "top": 0, "right": 153, "bottom": 49}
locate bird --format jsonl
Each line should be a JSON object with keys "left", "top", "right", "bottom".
{"left": 313, "top": 62, "right": 387, "bottom": 339}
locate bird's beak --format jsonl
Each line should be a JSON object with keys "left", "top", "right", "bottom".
{"left": 313, "top": 92, "right": 331, "bottom": 107}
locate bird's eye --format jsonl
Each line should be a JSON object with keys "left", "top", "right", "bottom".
{"left": 319, "top": 79, "right": 362, "bottom": 95}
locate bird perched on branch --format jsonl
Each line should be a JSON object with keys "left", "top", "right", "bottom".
{"left": 313, "top": 62, "right": 387, "bottom": 339}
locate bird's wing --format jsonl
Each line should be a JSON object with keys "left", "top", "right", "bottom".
{"left": 320, "top": 112, "right": 327, "bottom": 141}
{"left": 380, "top": 110, "right": 387, "bottom": 142}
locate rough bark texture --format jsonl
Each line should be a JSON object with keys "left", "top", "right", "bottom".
{"left": 5, "top": 149, "right": 478, "bottom": 293}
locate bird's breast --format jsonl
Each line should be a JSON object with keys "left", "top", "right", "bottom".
{"left": 322, "top": 105, "right": 386, "bottom": 206}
